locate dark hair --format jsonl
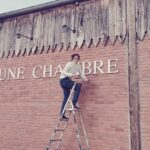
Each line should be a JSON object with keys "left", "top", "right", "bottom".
{"left": 71, "top": 53, "right": 80, "bottom": 60}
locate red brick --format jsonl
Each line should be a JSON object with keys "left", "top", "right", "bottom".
{"left": 0, "top": 43, "right": 130, "bottom": 150}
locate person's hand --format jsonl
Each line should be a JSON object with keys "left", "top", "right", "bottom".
{"left": 72, "top": 75, "right": 80, "bottom": 79}
{"left": 72, "top": 75, "right": 82, "bottom": 83}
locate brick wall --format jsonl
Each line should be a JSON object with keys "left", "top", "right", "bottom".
{"left": 0, "top": 42, "right": 130, "bottom": 150}
{"left": 137, "top": 37, "right": 150, "bottom": 150}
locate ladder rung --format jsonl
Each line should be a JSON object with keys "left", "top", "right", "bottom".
{"left": 50, "top": 138, "right": 62, "bottom": 142}
{"left": 66, "top": 108, "right": 73, "bottom": 111}
{"left": 66, "top": 108, "right": 80, "bottom": 111}
{"left": 55, "top": 128, "right": 65, "bottom": 132}
{"left": 59, "top": 118, "right": 69, "bottom": 121}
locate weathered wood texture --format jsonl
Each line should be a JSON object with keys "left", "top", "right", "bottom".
{"left": 0, "top": 0, "right": 149, "bottom": 58}
{"left": 127, "top": 0, "right": 141, "bottom": 150}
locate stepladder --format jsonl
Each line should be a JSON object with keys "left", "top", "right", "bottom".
{"left": 46, "top": 82, "right": 90, "bottom": 150}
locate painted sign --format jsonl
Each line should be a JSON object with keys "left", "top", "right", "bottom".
{"left": 0, "top": 59, "right": 118, "bottom": 81}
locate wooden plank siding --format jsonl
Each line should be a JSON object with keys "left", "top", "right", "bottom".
{"left": 0, "top": 0, "right": 149, "bottom": 58}
{"left": 127, "top": 0, "right": 141, "bottom": 149}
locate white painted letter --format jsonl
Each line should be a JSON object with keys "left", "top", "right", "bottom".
{"left": 32, "top": 66, "right": 42, "bottom": 79}
{"left": 54, "top": 64, "right": 63, "bottom": 76}
{"left": 43, "top": 65, "right": 53, "bottom": 77}
{"left": 93, "top": 61, "right": 104, "bottom": 74}
{"left": 82, "top": 62, "right": 92, "bottom": 75}
{"left": 7, "top": 68, "right": 16, "bottom": 80}
{"left": 17, "top": 67, "right": 25, "bottom": 79}
{"left": 0, "top": 69, "right": 6, "bottom": 81}
{"left": 107, "top": 59, "right": 119, "bottom": 73}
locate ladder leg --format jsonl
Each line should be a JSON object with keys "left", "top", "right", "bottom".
{"left": 56, "top": 111, "right": 72, "bottom": 150}
{"left": 78, "top": 109, "right": 90, "bottom": 149}
{"left": 73, "top": 112, "right": 82, "bottom": 150}
{"left": 46, "top": 117, "right": 69, "bottom": 150}
{"left": 61, "top": 83, "right": 76, "bottom": 116}
{"left": 46, "top": 83, "right": 76, "bottom": 150}
{"left": 69, "top": 97, "right": 83, "bottom": 150}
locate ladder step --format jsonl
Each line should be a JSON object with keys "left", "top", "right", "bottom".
{"left": 66, "top": 108, "right": 73, "bottom": 111}
{"left": 59, "top": 118, "right": 69, "bottom": 121}
{"left": 55, "top": 128, "right": 65, "bottom": 132}
{"left": 66, "top": 108, "right": 80, "bottom": 111}
{"left": 50, "top": 138, "right": 62, "bottom": 142}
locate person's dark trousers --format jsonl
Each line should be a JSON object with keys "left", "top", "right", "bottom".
{"left": 60, "top": 77, "right": 82, "bottom": 115}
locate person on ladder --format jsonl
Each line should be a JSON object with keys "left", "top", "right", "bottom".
{"left": 60, "top": 53, "right": 88, "bottom": 120}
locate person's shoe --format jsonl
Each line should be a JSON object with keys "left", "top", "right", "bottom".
{"left": 73, "top": 105, "right": 80, "bottom": 110}
{"left": 60, "top": 115, "right": 69, "bottom": 120}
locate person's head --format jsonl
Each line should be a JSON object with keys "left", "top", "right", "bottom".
{"left": 71, "top": 53, "right": 80, "bottom": 64}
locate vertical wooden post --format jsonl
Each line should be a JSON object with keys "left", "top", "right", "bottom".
{"left": 127, "top": 0, "right": 141, "bottom": 150}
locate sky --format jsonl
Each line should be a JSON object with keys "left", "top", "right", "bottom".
{"left": 0, "top": 0, "right": 55, "bottom": 14}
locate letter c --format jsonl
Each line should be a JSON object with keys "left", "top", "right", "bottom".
{"left": 32, "top": 66, "right": 42, "bottom": 79}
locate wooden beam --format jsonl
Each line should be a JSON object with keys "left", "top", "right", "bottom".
{"left": 127, "top": 0, "right": 141, "bottom": 150}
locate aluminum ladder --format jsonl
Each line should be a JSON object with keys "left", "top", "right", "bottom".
{"left": 46, "top": 82, "right": 90, "bottom": 150}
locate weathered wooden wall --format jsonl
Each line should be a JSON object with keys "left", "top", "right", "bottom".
{"left": 0, "top": 0, "right": 150, "bottom": 59}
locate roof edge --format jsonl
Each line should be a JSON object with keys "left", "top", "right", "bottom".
{"left": 0, "top": 0, "right": 90, "bottom": 20}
